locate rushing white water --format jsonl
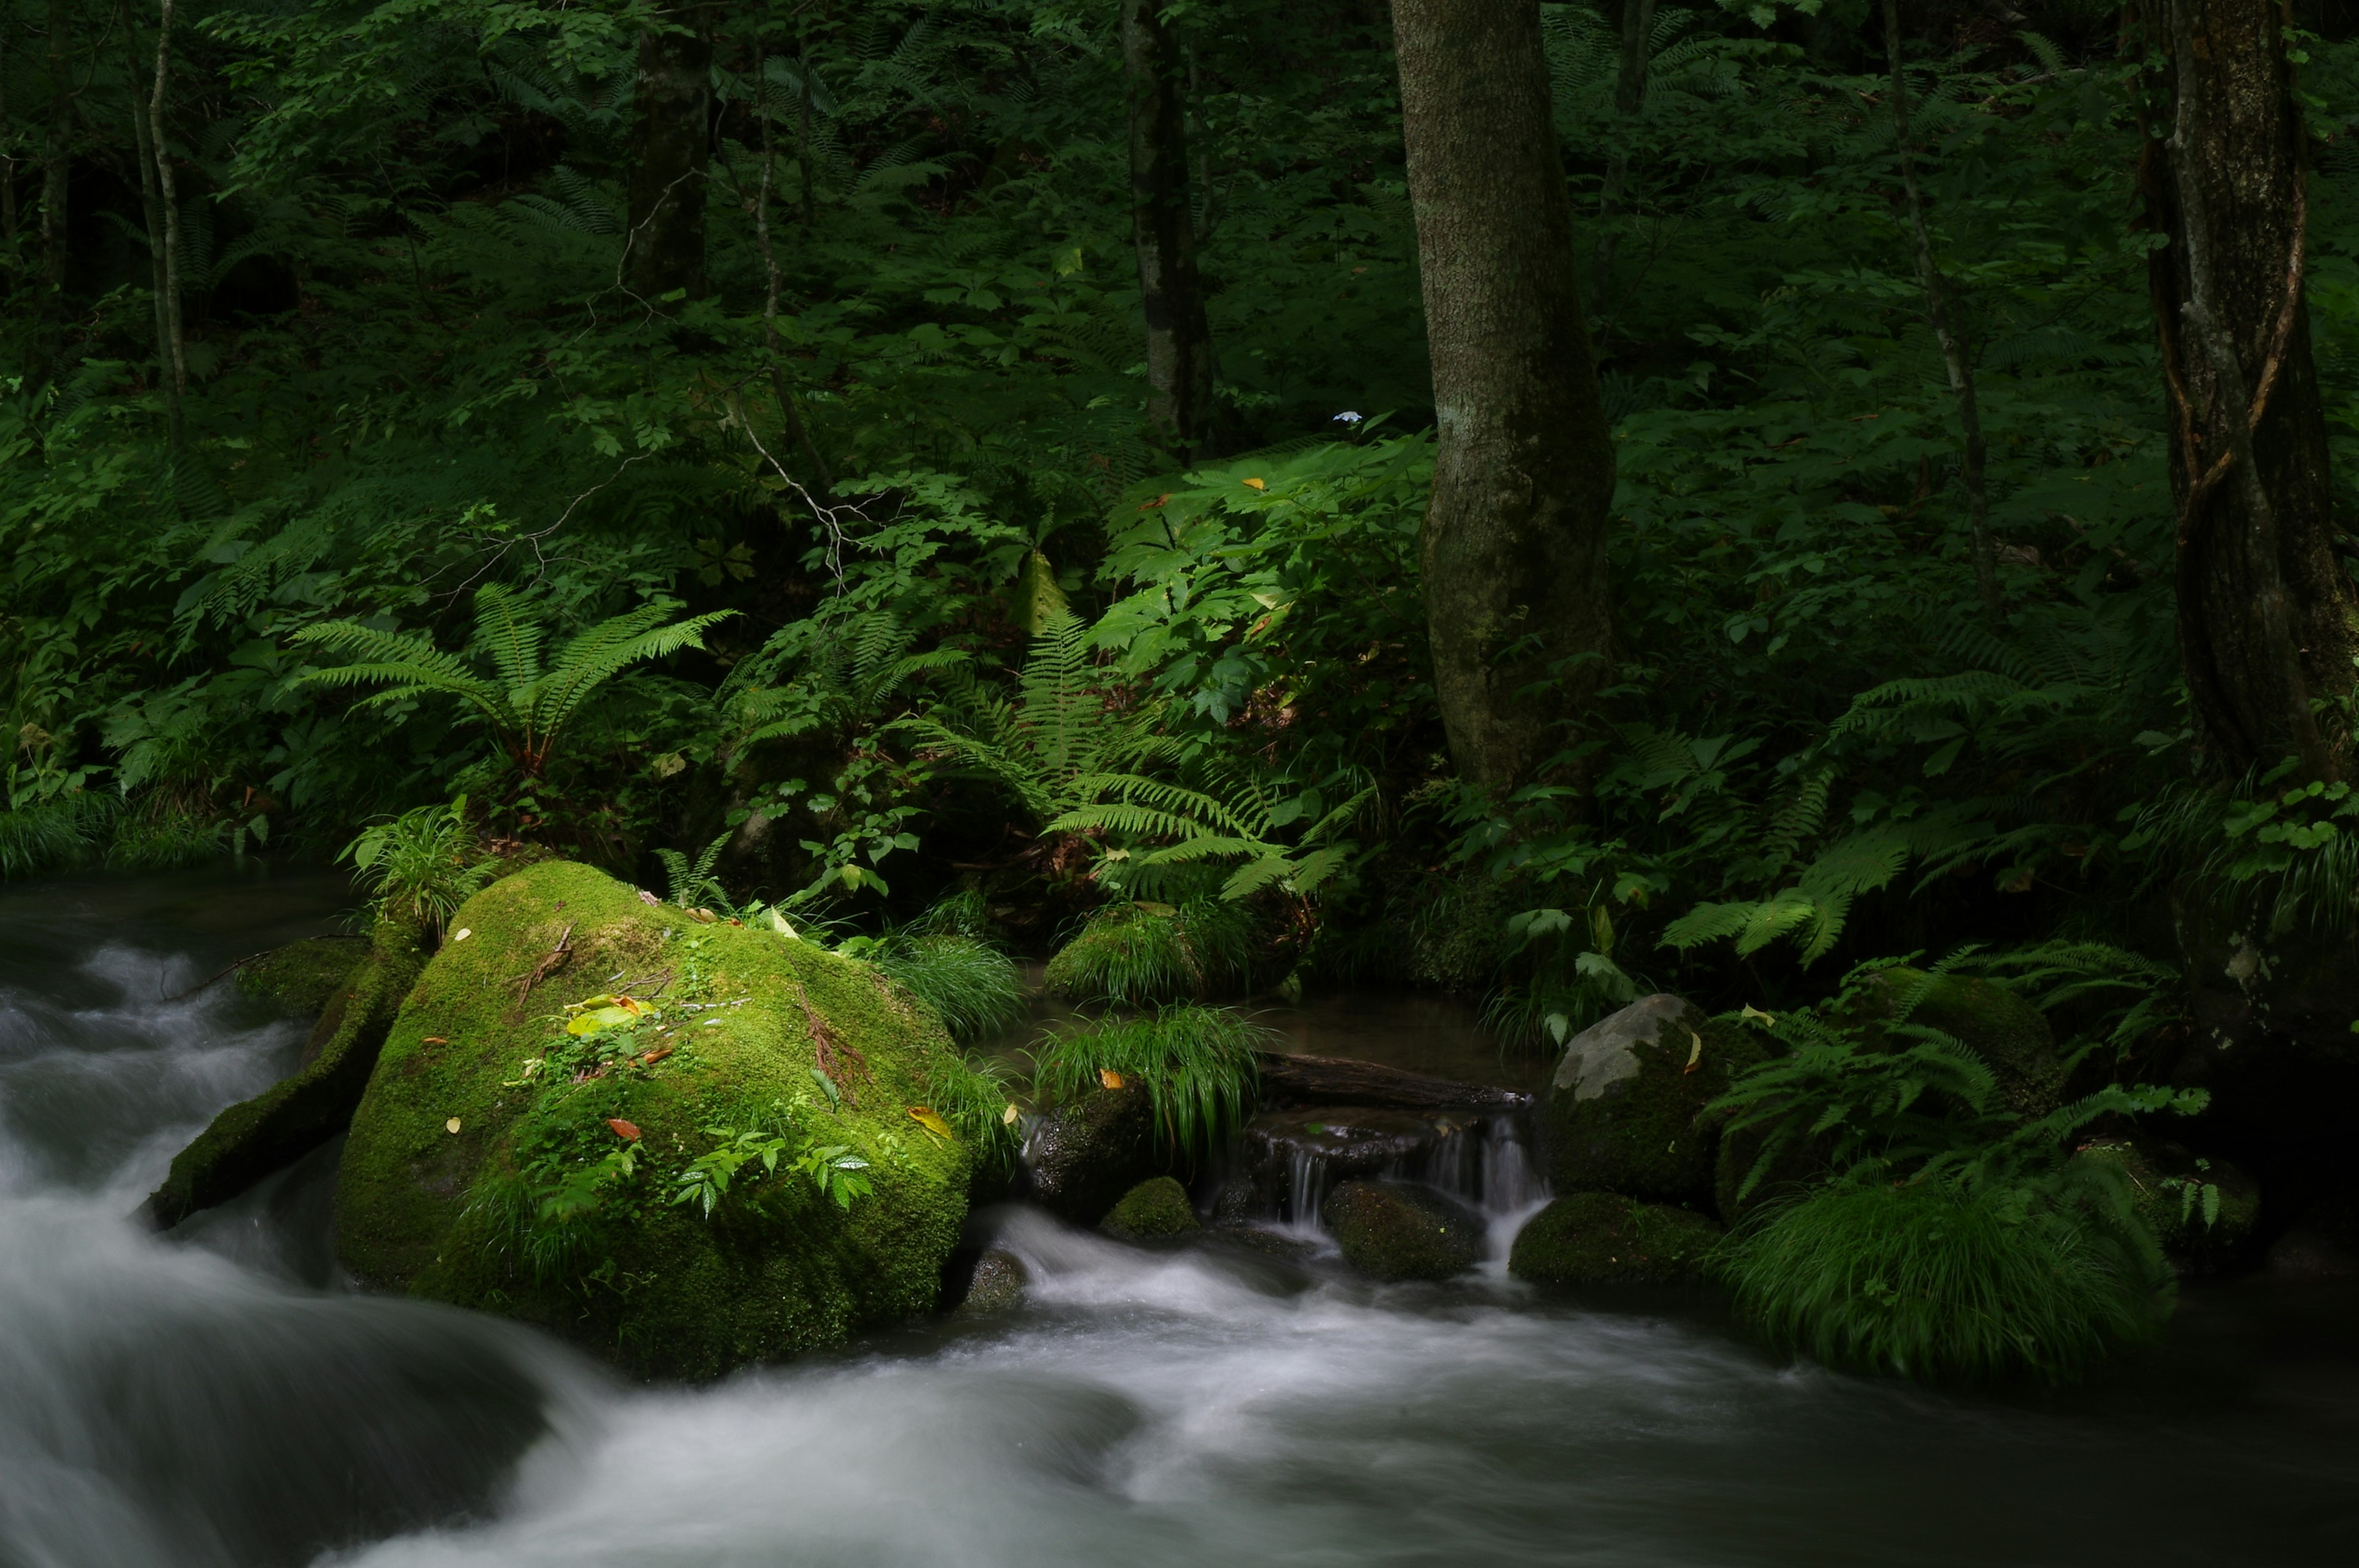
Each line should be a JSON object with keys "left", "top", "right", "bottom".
{"left": 4, "top": 873, "right": 2358, "bottom": 1568}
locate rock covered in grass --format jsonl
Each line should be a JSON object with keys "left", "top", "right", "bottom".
{"left": 1542, "top": 994, "right": 1762, "bottom": 1207}
{"left": 2076, "top": 1137, "right": 2260, "bottom": 1274}
{"left": 1043, "top": 897, "right": 1254, "bottom": 1005}
{"left": 1023, "top": 1084, "right": 1157, "bottom": 1225}
{"left": 1102, "top": 1176, "right": 1201, "bottom": 1242}
{"left": 235, "top": 936, "right": 370, "bottom": 1016}
{"left": 335, "top": 859, "right": 993, "bottom": 1380}
{"left": 1321, "top": 1180, "right": 1484, "bottom": 1281}
{"left": 1863, "top": 969, "right": 2066, "bottom": 1118}
{"left": 1508, "top": 1192, "right": 1723, "bottom": 1287}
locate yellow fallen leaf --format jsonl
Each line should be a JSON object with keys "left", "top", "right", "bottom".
{"left": 445, "top": 1118, "right": 462, "bottom": 1134}
{"left": 1683, "top": 1029, "right": 1704, "bottom": 1074}
{"left": 1241, "top": 477, "right": 1266, "bottom": 491}
{"left": 1001, "top": 1103, "right": 1021, "bottom": 1126}
{"left": 1740, "top": 1004, "right": 1776, "bottom": 1025}
{"left": 1098, "top": 1068, "right": 1126, "bottom": 1091}
{"left": 451, "top": 928, "right": 472, "bottom": 942}
{"left": 907, "top": 1106, "right": 955, "bottom": 1141}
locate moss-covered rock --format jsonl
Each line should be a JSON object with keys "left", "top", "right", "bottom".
{"left": 235, "top": 936, "right": 370, "bottom": 1016}
{"left": 1043, "top": 898, "right": 1252, "bottom": 1005}
{"left": 1865, "top": 969, "right": 2065, "bottom": 1118}
{"left": 2078, "top": 1137, "right": 2261, "bottom": 1274}
{"left": 1542, "top": 994, "right": 1763, "bottom": 1207}
{"left": 1321, "top": 1180, "right": 1483, "bottom": 1281}
{"left": 334, "top": 860, "right": 984, "bottom": 1380}
{"left": 147, "top": 919, "right": 428, "bottom": 1229}
{"left": 1102, "top": 1176, "right": 1200, "bottom": 1242}
{"left": 1023, "top": 1083, "right": 1157, "bottom": 1225}
{"left": 1508, "top": 1192, "right": 1724, "bottom": 1287}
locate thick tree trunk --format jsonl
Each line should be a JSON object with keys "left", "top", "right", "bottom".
{"left": 1122, "top": 0, "right": 1218, "bottom": 462}
{"left": 2142, "top": 0, "right": 2352, "bottom": 779}
{"left": 624, "top": 6, "right": 714, "bottom": 302}
{"left": 1393, "top": 0, "right": 1616, "bottom": 800}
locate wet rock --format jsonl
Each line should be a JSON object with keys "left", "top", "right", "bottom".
{"left": 1102, "top": 1176, "right": 1201, "bottom": 1242}
{"left": 1542, "top": 994, "right": 1762, "bottom": 1207}
{"left": 1861, "top": 969, "right": 2065, "bottom": 1118}
{"left": 2076, "top": 1137, "right": 2261, "bottom": 1274}
{"left": 1508, "top": 1192, "right": 1723, "bottom": 1287}
{"left": 2267, "top": 1225, "right": 2359, "bottom": 1279}
{"left": 235, "top": 936, "right": 369, "bottom": 1017}
{"left": 1025, "top": 1085, "right": 1158, "bottom": 1227}
{"left": 1321, "top": 1180, "right": 1484, "bottom": 1281}
{"left": 957, "top": 1249, "right": 1030, "bottom": 1313}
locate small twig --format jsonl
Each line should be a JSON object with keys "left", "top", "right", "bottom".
{"left": 509, "top": 921, "right": 576, "bottom": 1007}
{"left": 162, "top": 948, "right": 271, "bottom": 1003}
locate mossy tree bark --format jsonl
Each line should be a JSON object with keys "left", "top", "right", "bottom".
{"left": 1391, "top": 0, "right": 1616, "bottom": 800}
{"left": 1122, "top": 0, "right": 1218, "bottom": 462}
{"left": 624, "top": 4, "right": 715, "bottom": 302}
{"left": 2140, "top": 0, "right": 2355, "bottom": 779}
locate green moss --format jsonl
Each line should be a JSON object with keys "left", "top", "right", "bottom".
{"left": 334, "top": 860, "right": 977, "bottom": 1380}
{"left": 1543, "top": 1015, "right": 1763, "bottom": 1206}
{"left": 1102, "top": 1176, "right": 1200, "bottom": 1242}
{"left": 1508, "top": 1193, "right": 1723, "bottom": 1287}
{"left": 2078, "top": 1138, "right": 2261, "bottom": 1273}
{"left": 1043, "top": 898, "right": 1254, "bottom": 1004}
{"left": 1321, "top": 1180, "right": 1482, "bottom": 1281}
{"left": 236, "top": 937, "right": 370, "bottom": 1016}
{"left": 147, "top": 919, "right": 428, "bottom": 1228}
{"left": 1871, "top": 969, "right": 2065, "bottom": 1118}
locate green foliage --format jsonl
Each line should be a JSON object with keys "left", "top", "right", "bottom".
{"left": 340, "top": 798, "right": 495, "bottom": 935}
{"left": 1031, "top": 1005, "right": 1267, "bottom": 1160}
{"left": 1043, "top": 897, "right": 1258, "bottom": 1005}
{"left": 856, "top": 932, "right": 1025, "bottom": 1040}
{"left": 656, "top": 832, "right": 733, "bottom": 911}
{"left": 0, "top": 795, "right": 116, "bottom": 881}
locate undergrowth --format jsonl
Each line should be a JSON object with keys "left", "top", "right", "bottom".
{"left": 1031, "top": 1005, "right": 1267, "bottom": 1160}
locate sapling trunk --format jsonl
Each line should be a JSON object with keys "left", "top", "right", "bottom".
{"left": 1122, "top": 0, "right": 1219, "bottom": 462}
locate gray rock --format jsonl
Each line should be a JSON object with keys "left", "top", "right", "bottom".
{"left": 1542, "top": 995, "right": 1762, "bottom": 1207}
{"left": 957, "top": 1249, "right": 1030, "bottom": 1312}
{"left": 1023, "top": 1085, "right": 1157, "bottom": 1226}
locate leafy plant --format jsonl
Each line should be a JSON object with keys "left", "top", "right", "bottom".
{"left": 655, "top": 831, "right": 734, "bottom": 911}
{"left": 341, "top": 798, "right": 496, "bottom": 935}
{"left": 1030, "top": 1005, "right": 1267, "bottom": 1159}
{"left": 1043, "top": 896, "right": 1258, "bottom": 1005}
{"left": 295, "top": 585, "right": 734, "bottom": 779}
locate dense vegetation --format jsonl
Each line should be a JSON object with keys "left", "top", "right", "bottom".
{"left": 10, "top": 0, "right": 2359, "bottom": 1381}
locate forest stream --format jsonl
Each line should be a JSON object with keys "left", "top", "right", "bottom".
{"left": 6, "top": 872, "right": 2359, "bottom": 1568}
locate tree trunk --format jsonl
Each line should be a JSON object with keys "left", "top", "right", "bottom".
{"left": 1591, "top": 0, "right": 1652, "bottom": 318}
{"left": 624, "top": 5, "right": 714, "bottom": 302}
{"left": 2140, "top": 0, "right": 2351, "bottom": 779}
{"left": 147, "top": 0, "right": 187, "bottom": 450}
{"left": 39, "top": 0, "right": 73, "bottom": 301}
{"left": 1122, "top": 0, "right": 1218, "bottom": 462}
{"left": 120, "top": 1, "right": 179, "bottom": 447}
{"left": 1393, "top": 0, "right": 1616, "bottom": 800}
{"left": 1883, "top": 0, "right": 1997, "bottom": 618}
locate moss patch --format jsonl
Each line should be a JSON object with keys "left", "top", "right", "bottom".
{"left": 235, "top": 937, "right": 370, "bottom": 1016}
{"left": 1102, "top": 1176, "right": 1200, "bottom": 1242}
{"left": 1043, "top": 899, "right": 1253, "bottom": 1004}
{"left": 1508, "top": 1192, "right": 1723, "bottom": 1287}
{"left": 334, "top": 860, "right": 980, "bottom": 1380}
{"left": 1543, "top": 1009, "right": 1762, "bottom": 1207}
{"left": 2078, "top": 1138, "right": 2261, "bottom": 1274}
{"left": 1869, "top": 969, "right": 2065, "bottom": 1118}
{"left": 147, "top": 919, "right": 427, "bottom": 1228}
{"left": 1322, "top": 1180, "right": 1482, "bottom": 1281}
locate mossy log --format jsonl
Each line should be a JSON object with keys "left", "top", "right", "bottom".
{"left": 1253, "top": 1050, "right": 1530, "bottom": 1112}
{"left": 334, "top": 860, "right": 979, "bottom": 1379}
{"left": 143, "top": 921, "right": 428, "bottom": 1230}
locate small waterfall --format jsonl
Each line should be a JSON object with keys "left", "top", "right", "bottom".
{"left": 1235, "top": 1109, "right": 1547, "bottom": 1241}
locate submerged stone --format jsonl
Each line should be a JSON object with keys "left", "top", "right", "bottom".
{"left": 334, "top": 860, "right": 984, "bottom": 1380}
{"left": 1321, "top": 1179, "right": 1484, "bottom": 1281}
{"left": 1541, "top": 994, "right": 1761, "bottom": 1207}
{"left": 1508, "top": 1192, "right": 1723, "bottom": 1287}
{"left": 1102, "top": 1176, "right": 1200, "bottom": 1242}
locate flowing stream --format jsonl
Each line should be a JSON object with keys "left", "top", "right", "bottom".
{"left": 4, "top": 872, "right": 2358, "bottom": 1568}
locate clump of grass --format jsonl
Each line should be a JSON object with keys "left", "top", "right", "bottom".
{"left": 923, "top": 1048, "right": 1025, "bottom": 1177}
{"left": 1031, "top": 1005, "right": 1266, "bottom": 1159}
{"left": 0, "top": 794, "right": 115, "bottom": 880}
{"left": 1043, "top": 897, "right": 1258, "bottom": 1005}
{"left": 1717, "top": 1174, "right": 2174, "bottom": 1386}
{"left": 342, "top": 798, "right": 495, "bottom": 935}
{"left": 107, "top": 805, "right": 228, "bottom": 870}
{"left": 870, "top": 932, "right": 1025, "bottom": 1040}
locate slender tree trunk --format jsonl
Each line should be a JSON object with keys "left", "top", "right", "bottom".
{"left": 147, "top": 0, "right": 186, "bottom": 450}
{"left": 1883, "top": 0, "right": 1997, "bottom": 618}
{"left": 1393, "top": 0, "right": 1616, "bottom": 800}
{"left": 751, "top": 41, "right": 834, "bottom": 507}
{"left": 2139, "top": 0, "right": 2350, "bottom": 779}
{"left": 39, "top": 0, "right": 73, "bottom": 301}
{"left": 1, "top": 27, "right": 18, "bottom": 246}
{"left": 120, "top": 2, "right": 178, "bottom": 445}
{"left": 1591, "top": 0, "right": 1653, "bottom": 318}
{"left": 624, "top": 4, "right": 714, "bottom": 302}
{"left": 1122, "top": 0, "right": 1218, "bottom": 462}
{"left": 796, "top": 52, "right": 816, "bottom": 227}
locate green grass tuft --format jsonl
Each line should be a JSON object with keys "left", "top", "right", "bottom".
{"left": 1716, "top": 1175, "right": 2175, "bottom": 1386}
{"left": 1043, "top": 897, "right": 1258, "bottom": 1005}
{"left": 1031, "top": 1004, "right": 1265, "bottom": 1160}
{"left": 920, "top": 1047, "right": 1025, "bottom": 1177}
{"left": 0, "top": 794, "right": 115, "bottom": 880}
{"left": 870, "top": 932, "right": 1026, "bottom": 1040}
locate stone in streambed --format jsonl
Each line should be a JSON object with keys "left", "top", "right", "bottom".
{"left": 1542, "top": 994, "right": 1762, "bottom": 1207}
{"left": 955, "top": 1249, "right": 1031, "bottom": 1313}
{"left": 1023, "top": 1083, "right": 1157, "bottom": 1226}
{"left": 235, "top": 935, "right": 370, "bottom": 1018}
{"left": 1102, "top": 1176, "right": 1200, "bottom": 1242}
{"left": 1508, "top": 1192, "right": 1723, "bottom": 1287}
{"left": 1322, "top": 1179, "right": 1484, "bottom": 1281}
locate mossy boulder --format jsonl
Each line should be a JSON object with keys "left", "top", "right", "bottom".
{"left": 146, "top": 918, "right": 428, "bottom": 1229}
{"left": 1102, "top": 1176, "right": 1200, "bottom": 1242}
{"left": 334, "top": 860, "right": 984, "bottom": 1380}
{"left": 1508, "top": 1192, "right": 1724, "bottom": 1287}
{"left": 1043, "top": 899, "right": 1251, "bottom": 1005}
{"left": 1542, "top": 994, "right": 1764, "bottom": 1207}
{"left": 2078, "top": 1137, "right": 2261, "bottom": 1274}
{"left": 1864, "top": 969, "right": 2065, "bottom": 1118}
{"left": 1023, "top": 1083, "right": 1157, "bottom": 1225}
{"left": 236, "top": 936, "right": 370, "bottom": 1016}
{"left": 1321, "top": 1180, "right": 1484, "bottom": 1281}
